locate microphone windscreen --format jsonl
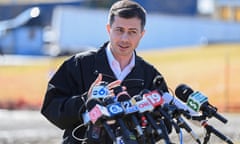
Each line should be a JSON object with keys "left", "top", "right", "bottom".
{"left": 153, "top": 75, "right": 164, "bottom": 87}
{"left": 102, "top": 96, "right": 115, "bottom": 105}
{"left": 175, "top": 84, "right": 194, "bottom": 102}
{"left": 139, "top": 89, "right": 151, "bottom": 96}
{"left": 86, "top": 98, "right": 102, "bottom": 110}
{"left": 117, "top": 92, "right": 131, "bottom": 102}
{"left": 112, "top": 85, "right": 123, "bottom": 96}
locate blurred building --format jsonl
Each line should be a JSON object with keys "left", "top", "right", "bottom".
{"left": 0, "top": 0, "right": 240, "bottom": 55}
{"left": 214, "top": 0, "right": 240, "bottom": 22}
{"left": 0, "top": 0, "right": 85, "bottom": 55}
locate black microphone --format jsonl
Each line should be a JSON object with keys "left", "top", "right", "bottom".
{"left": 86, "top": 98, "right": 116, "bottom": 143}
{"left": 175, "top": 84, "right": 228, "bottom": 124}
{"left": 153, "top": 75, "right": 199, "bottom": 115}
{"left": 153, "top": 75, "right": 165, "bottom": 89}
{"left": 141, "top": 89, "right": 174, "bottom": 134}
{"left": 153, "top": 76, "right": 201, "bottom": 143}
{"left": 103, "top": 96, "right": 138, "bottom": 144}
{"left": 116, "top": 92, "right": 145, "bottom": 143}
{"left": 162, "top": 103, "right": 201, "bottom": 144}
{"left": 135, "top": 90, "right": 172, "bottom": 144}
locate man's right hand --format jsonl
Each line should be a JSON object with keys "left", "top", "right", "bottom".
{"left": 88, "top": 73, "right": 126, "bottom": 99}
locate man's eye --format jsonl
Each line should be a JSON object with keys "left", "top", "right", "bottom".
{"left": 115, "top": 29, "right": 124, "bottom": 33}
{"left": 129, "top": 31, "right": 137, "bottom": 35}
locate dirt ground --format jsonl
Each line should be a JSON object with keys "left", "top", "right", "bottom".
{"left": 0, "top": 110, "right": 62, "bottom": 144}
{"left": 0, "top": 110, "right": 239, "bottom": 144}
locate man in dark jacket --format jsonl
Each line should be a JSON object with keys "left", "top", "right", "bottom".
{"left": 41, "top": 0, "right": 169, "bottom": 143}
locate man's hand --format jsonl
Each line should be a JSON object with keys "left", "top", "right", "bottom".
{"left": 88, "top": 73, "right": 124, "bottom": 99}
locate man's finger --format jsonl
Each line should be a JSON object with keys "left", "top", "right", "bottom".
{"left": 107, "top": 80, "right": 121, "bottom": 89}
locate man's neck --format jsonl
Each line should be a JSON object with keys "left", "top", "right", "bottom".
{"left": 115, "top": 54, "right": 132, "bottom": 71}
{"left": 109, "top": 47, "right": 133, "bottom": 70}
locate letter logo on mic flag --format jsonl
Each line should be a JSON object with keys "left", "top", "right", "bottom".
{"left": 136, "top": 98, "right": 154, "bottom": 113}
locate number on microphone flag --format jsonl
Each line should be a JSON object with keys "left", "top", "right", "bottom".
{"left": 187, "top": 91, "right": 208, "bottom": 112}
{"left": 91, "top": 85, "right": 109, "bottom": 99}
{"left": 144, "top": 90, "right": 164, "bottom": 107}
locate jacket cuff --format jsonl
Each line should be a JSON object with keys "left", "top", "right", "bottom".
{"left": 78, "top": 92, "right": 88, "bottom": 120}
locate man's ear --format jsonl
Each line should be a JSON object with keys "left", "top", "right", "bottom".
{"left": 140, "top": 29, "right": 145, "bottom": 38}
{"left": 106, "top": 24, "right": 111, "bottom": 34}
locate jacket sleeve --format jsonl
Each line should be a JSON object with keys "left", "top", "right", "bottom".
{"left": 41, "top": 56, "right": 88, "bottom": 130}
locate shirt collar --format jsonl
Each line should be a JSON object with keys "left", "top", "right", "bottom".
{"left": 106, "top": 43, "right": 135, "bottom": 68}
{"left": 106, "top": 43, "right": 135, "bottom": 80}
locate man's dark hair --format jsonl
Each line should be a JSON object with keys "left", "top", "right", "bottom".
{"left": 108, "top": 0, "right": 146, "bottom": 31}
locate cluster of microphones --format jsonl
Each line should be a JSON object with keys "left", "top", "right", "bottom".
{"left": 78, "top": 75, "right": 234, "bottom": 144}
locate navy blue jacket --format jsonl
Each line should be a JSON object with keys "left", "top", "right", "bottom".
{"left": 41, "top": 42, "right": 169, "bottom": 143}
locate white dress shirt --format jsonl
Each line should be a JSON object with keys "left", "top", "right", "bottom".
{"left": 106, "top": 44, "right": 135, "bottom": 80}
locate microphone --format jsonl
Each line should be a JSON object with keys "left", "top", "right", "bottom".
{"left": 142, "top": 90, "right": 174, "bottom": 131}
{"left": 161, "top": 92, "right": 197, "bottom": 115}
{"left": 172, "top": 84, "right": 233, "bottom": 144}
{"left": 116, "top": 92, "right": 144, "bottom": 139}
{"left": 91, "top": 81, "right": 109, "bottom": 99}
{"left": 153, "top": 77, "right": 233, "bottom": 143}
{"left": 153, "top": 76, "right": 201, "bottom": 143}
{"left": 162, "top": 103, "right": 201, "bottom": 144}
{"left": 175, "top": 84, "right": 228, "bottom": 124}
{"left": 87, "top": 82, "right": 110, "bottom": 121}
{"left": 103, "top": 96, "right": 138, "bottom": 144}
{"left": 135, "top": 91, "right": 172, "bottom": 144}
{"left": 86, "top": 98, "right": 116, "bottom": 142}
{"left": 142, "top": 90, "right": 176, "bottom": 143}
{"left": 177, "top": 116, "right": 201, "bottom": 144}
{"left": 153, "top": 75, "right": 199, "bottom": 116}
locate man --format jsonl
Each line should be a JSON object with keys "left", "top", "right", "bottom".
{"left": 41, "top": 0, "right": 169, "bottom": 143}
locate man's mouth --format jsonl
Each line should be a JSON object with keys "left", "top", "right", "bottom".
{"left": 119, "top": 44, "right": 129, "bottom": 49}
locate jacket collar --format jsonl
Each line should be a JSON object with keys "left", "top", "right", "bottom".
{"left": 93, "top": 42, "right": 117, "bottom": 81}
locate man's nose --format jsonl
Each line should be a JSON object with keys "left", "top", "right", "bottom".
{"left": 120, "top": 32, "right": 130, "bottom": 41}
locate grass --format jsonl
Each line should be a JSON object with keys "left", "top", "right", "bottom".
{"left": 0, "top": 43, "right": 239, "bottom": 111}
{"left": 138, "top": 44, "right": 240, "bottom": 112}
{"left": 0, "top": 58, "right": 64, "bottom": 109}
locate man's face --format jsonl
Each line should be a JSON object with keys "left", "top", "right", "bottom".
{"left": 107, "top": 16, "right": 145, "bottom": 58}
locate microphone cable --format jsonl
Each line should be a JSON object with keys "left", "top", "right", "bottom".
{"left": 72, "top": 123, "right": 88, "bottom": 142}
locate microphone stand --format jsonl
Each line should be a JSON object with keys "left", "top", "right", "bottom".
{"left": 201, "top": 121, "right": 234, "bottom": 144}
{"left": 182, "top": 110, "right": 233, "bottom": 144}
{"left": 162, "top": 104, "right": 201, "bottom": 144}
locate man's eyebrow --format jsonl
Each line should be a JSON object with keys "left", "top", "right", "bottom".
{"left": 114, "top": 27, "right": 139, "bottom": 32}
{"left": 114, "top": 26, "right": 123, "bottom": 29}
{"left": 118, "top": 27, "right": 138, "bottom": 30}
{"left": 129, "top": 28, "right": 138, "bottom": 31}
